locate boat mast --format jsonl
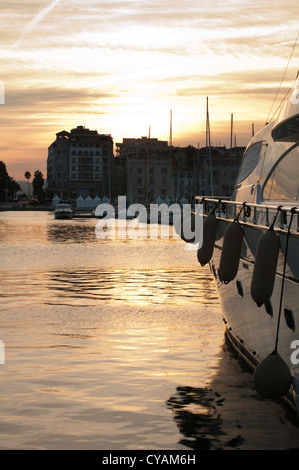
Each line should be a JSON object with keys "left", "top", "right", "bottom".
{"left": 206, "top": 97, "right": 214, "bottom": 196}
{"left": 170, "top": 109, "right": 177, "bottom": 201}
{"left": 230, "top": 113, "right": 233, "bottom": 193}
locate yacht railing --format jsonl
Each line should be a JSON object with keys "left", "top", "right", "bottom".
{"left": 193, "top": 197, "right": 299, "bottom": 233}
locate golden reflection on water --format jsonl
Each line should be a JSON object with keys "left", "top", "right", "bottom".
{"left": 0, "top": 268, "right": 219, "bottom": 308}
{"left": 1, "top": 212, "right": 298, "bottom": 450}
{"left": 0, "top": 212, "right": 181, "bottom": 245}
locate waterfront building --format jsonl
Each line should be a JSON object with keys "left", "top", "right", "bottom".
{"left": 114, "top": 137, "right": 244, "bottom": 203}
{"left": 47, "top": 127, "right": 243, "bottom": 203}
{"left": 47, "top": 130, "right": 70, "bottom": 195}
{"left": 198, "top": 146, "right": 244, "bottom": 197}
{"left": 115, "top": 137, "right": 173, "bottom": 204}
{"left": 47, "top": 126, "right": 113, "bottom": 198}
{"left": 172, "top": 146, "right": 206, "bottom": 202}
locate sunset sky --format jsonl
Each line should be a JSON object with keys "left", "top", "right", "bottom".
{"left": 1, "top": 0, "right": 298, "bottom": 181}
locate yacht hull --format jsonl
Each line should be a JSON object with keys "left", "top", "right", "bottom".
{"left": 209, "top": 217, "right": 299, "bottom": 411}
{"left": 191, "top": 79, "right": 299, "bottom": 413}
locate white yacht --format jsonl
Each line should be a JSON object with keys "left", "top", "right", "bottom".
{"left": 54, "top": 203, "right": 73, "bottom": 220}
{"left": 189, "top": 81, "right": 299, "bottom": 412}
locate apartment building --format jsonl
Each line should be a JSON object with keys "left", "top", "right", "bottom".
{"left": 47, "top": 126, "right": 113, "bottom": 198}
{"left": 198, "top": 146, "right": 244, "bottom": 197}
{"left": 115, "top": 137, "right": 173, "bottom": 204}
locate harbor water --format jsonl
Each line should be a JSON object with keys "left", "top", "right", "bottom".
{"left": 0, "top": 211, "right": 298, "bottom": 450}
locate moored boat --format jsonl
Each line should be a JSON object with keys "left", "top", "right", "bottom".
{"left": 54, "top": 203, "right": 73, "bottom": 220}
{"left": 187, "top": 80, "right": 299, "bottom": 412}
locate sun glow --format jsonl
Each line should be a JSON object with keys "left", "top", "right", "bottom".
{"left": 0, "top": 0, "right": 298, "bottom": 179}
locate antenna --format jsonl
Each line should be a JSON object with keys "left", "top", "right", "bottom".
{"left": 266, "top": 33, "right": 299, "bottom": 124}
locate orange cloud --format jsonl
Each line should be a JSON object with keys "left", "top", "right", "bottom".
{"left": 0, "top": 0, "right": 298, "bottom": 180}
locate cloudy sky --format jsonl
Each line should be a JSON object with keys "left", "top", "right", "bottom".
{"left": 1, "top": 0, "right": 298, "bottom": 180}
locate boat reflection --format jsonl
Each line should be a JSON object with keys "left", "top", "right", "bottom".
{"left": 47, "top": 221, "right": 98, "bottom": 244}
{"left": 166, "top": 340, "right": 299, "bottom": 450}
{"left": 167, "top": 384, "right": 225, "bottom": 450}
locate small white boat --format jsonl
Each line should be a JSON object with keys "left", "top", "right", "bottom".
{"left": 54, "top": 203, "right": 73, "bottom": 220}
{"left": 184, "top": 79, "right": 299, "bottom": 413}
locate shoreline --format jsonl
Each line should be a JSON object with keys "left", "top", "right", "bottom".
{"left": 0, "top": 205, "right": 53, "bottom": 212}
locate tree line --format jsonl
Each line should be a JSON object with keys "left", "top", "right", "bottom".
{"left": 24, "top": 170, "right": 45, "bottom": 203}
{"left": 0, "top": 161, "right": 21, "bottom": 201}
{"left": 0, "top": 161, "right": 45, "bottom": 203}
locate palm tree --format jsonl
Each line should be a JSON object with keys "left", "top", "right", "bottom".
{"left": 24, "top": 171, "right": 31, "bottom": 198}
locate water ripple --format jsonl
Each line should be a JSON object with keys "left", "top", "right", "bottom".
{"left": 0, "top": 268, "right": 219, "bottom": 307}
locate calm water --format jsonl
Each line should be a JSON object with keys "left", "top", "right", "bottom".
{"left": 0, "top": 211, "right": 298, "bottom": 450}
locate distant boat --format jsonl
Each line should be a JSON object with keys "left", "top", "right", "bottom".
{"left": 54, "top": 203, "right": 73, "bottom": 220}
